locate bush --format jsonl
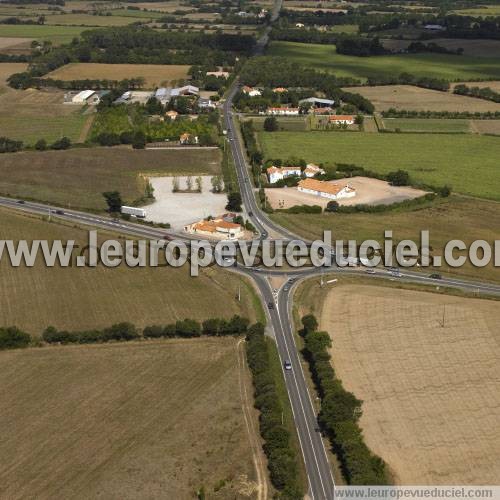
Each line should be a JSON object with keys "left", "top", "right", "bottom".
{"left": 387, "top": 169, "right": 410, "bottom": 186}
{"left": 0, "top": 326, "right": 31, "bottom": 350}
{"left": 50, "top": 136, "right": 71, "bottom": 150}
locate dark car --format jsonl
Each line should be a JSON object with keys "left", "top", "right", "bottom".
{"left": 55, "top": 210, "right": 65, "bottom": 215}
{"left": 268, "top": 301, "right": 274, "bottom": 309}
{"left": 429, "top": 273, "right": 442, "bottom": 279}
{"left": 248, "top": 211, "right": 253, "bottom": 217}
{"left": 17, "top": 200, "right": 25, "bottom": 204}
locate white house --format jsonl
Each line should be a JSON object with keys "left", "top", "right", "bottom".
{"left": 304, "top": 163, "right": 325, "bottom": 177}
{"left": 206, "top": 70, "right": 230, "bottom": 79}
{"left": 329, "top": 114, "right": 355, "bottom": 125}
{"left": 72, "top": 90, "right": 99, "bottom": 104}
{"left": 266, "top": 107, "right": 300, "bottom": 116}
{"left": 198, "top": 97, "right": 216, "bottom": 109}
{"left": 298, "top": 178, "right": 356, "bottom": 200}
{"left": 267, "top": 166, "right": 302, "bottom": 184}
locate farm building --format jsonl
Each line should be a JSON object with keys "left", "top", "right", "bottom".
{"left": 184, "top": 217, "right": 243, "bottom": 239}
{"left": 71, "top": 90, "right": 99, "bottom": 104}
{"left": 155, "top": 85, "right": 199, "bottom": 103}
{"left": 304, "top": 163, "right": 325, "bottom": 177}
{"left": 206, "top": 70, "right": 230, "bottom": 79}
{"left": 299, "top": 97, "right": 335, "bottom": 108}
{"left": 329, "top": 115, "right": 355, "bottom": 125}
{"left": 298, "top": 178, "right": 356, "bottom": 200}
{"left": 267, "top": 166, "right": 302, "bottom": 183}
{"left": 266, "top": 107, "right": 300, "bottom": 116}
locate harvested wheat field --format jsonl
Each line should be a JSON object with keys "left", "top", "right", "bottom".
{"left": 471, "top": 119, "right": 500, "bottom": 135}
{"left": 320, "top": 285, "right": 500, "bottom": 484}
{"left": 0, "top": 339, "right": 262, "bottom": 499}
{"left": 0, "top": 62, "right": 27, "bottom": 87}
{"left": 46, "top": 63, "right": 191, "bottom": 88}
{"left": 341, "top": 84, "right": 500, "bottom": 112}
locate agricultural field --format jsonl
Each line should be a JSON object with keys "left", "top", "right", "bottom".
{"left": 0, "top": 147, "right": 221, "bottom": 210}
{"left": 42, "top": 13, "right": 139, "bottom": 26}
{"left": 258, "top": 131, "right": 500, "bottom": 200}
{"left": 341, "top": 84, "right": 500, "bottom": 112}
{"left": 453, "top": 80, "right": 500, "bottom": 93}
{"left": 247, "top": 115, "right": 309, "bottom": 132}
{"left": 471, "top": 119, "right": 500, "bottom": 135}
{"left": 0, "top": 208, "right": 258, "bottom": 333}
{"left": 381, "top": 118, "right": 471, "bottom": 133}
{"left": 0, "top": 37, "right": 32, "bottom": 55}
{"left": 0, "top": 338, "right": 263, "bottom": 498}
{"left": 0, "top": 88, "right": 88, "bottom": 144}
{"left": 46, "top": 63, "right": 191, "bottom": 88}
{"left": 452, "top": 5, "right": 500, "bottom": 16}
{"left": 0, "top": 25, "right": 88, "bottom": 44}
{"left": 319, "top": 284, "right": 500, "bottom": 484}
{"left": 271, "top": 196, "right": 500, "bottom": 283}
{"left": 269, "top": 41, "right": 500, "bottom": 81}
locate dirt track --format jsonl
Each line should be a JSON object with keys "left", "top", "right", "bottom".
{"left": 320, "top": 285, "right": 500, "bottom": 484}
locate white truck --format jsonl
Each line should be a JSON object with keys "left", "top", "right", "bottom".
{"left": 121, "top": 205, "right": 146, "bottom": 218}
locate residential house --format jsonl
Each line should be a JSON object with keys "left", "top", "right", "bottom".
{"left": 304, "top": 163, "right": 325, "bottom": 177}
{"left": 296, "top": 22, "right": 305, "bottom": 28}
{"left": 184, "top": 217, "right": 243, "bottom": 239}
{"left": 179, "top": 133, "right": 199, "bottom": 145}
{"left": 198, "top": 97, "right": 216, "bottom": 109}
{"left": 329, "top": 115, "right": 355, "bottom": 125}
{"left": 165, "top": 110, "right": 179, "bottom": 120}
{"left": 241, "top": 86, "right": 262, "bottom": 97}
{"left": 266, "top": 107, "right": 300, "bottom": 116}
{"left": 298, "top": 178, "right": 356, "bottom": 200}
{"left": 267, "top": 166, "right": 302, "bottom": 184}
{"left": 273, "top": 87, "right": 288, "bottom": 93}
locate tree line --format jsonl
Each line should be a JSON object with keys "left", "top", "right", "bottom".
{"left": 382, "top": 109, "right": 500, "bottom": 119}
{"left": 454, "top": 84, "right": 500, "bottom": 104}
{"left": 300, "top": 315, "right": 389, "bottom": 485}
{"left": 0, "top": 315, "right": 251, "bottom": 350}
{"left": 0, "top": 136, "right": 71, "bottom": 153}
{"left": 245, "top": 322, "right": 304, "bottom": 499}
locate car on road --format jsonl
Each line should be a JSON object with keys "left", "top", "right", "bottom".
{"left": 268, "top": 301, "right": 274, "bottom": 309}
{"left": 391, "top": 270, "right": 402, "bottom": 277}
{"left": 17, "top": 200, "right": 25, "bottom": 204}
{"left": 284, "top": 360, "right": 292, "bottom": 371}
{"left": 55, "top": 210, "right": 65, "bottom": 215}
{"left": 365, "top": 268, "right": 376, "bottom": 274}
{"left": 429, "top": 273, "right": 442, "bottom": 279}
{"left": 248, "top": 211, "right": 253, "bottom": 217}
{"left": 284, "top": 286, "right": 289, "bottom": 291}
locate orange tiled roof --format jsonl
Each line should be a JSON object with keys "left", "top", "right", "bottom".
{"left": 329, "top": 115, "right": 355, "bottom": 121}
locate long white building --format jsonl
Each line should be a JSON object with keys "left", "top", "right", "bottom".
{"left": 298, "top": 178, "right": 356, "bottom": 200}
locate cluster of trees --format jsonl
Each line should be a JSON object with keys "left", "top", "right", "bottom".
{"left": 233, "top": 87, "right": 314, "bottom": 113}
{"left": 245, "top": 323, "right": 304, "bottom": 498}
{"left": 365, "top": 72, "right": 450, "bottom": 91}
{"left": 270, "top": 26, "right": 339, "bottom": 45}
{"left": 300, "top": 315, "right": 389, "bottom": 485}
{"left": 0, "top": 137, "right": 23, "bottom": 153}
{"left": 336, "top": 37, "right": 389, "bottom": 56}
{"left": 225, "top": 192, "right": 242, "bottom": 212}
{"left": 406, "top": 41, "right": 463, "bottom": 55}
{"left": 90, "top": 105, "right": 218, "bottom": 146}
{"left": 239, "top": 58, "right": 374, "bottom": 114}
{"left": 454, "top": 84, "right": 500, "bottom": 103}
{"left": 9, "top": 74, "right": 145, "bottom": 91}
{"left": 0, "top": 327, "right": 31, "bottom": 350}
{"left": 41, "top": 316, "right": 250, "bottom": 345}
{"left": 382, "top": 109, "right": 500, "bottom": 119}
{"left": 240, "top": 120, "right": 263, "bottom": 184}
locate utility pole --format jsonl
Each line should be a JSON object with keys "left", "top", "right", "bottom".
{"left": 237, "top": 283, "right": 241, "bottom": 302}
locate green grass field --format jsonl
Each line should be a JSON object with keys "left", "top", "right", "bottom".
{"left": 271, "top": 196, "right": 500, "bottom": 284}
{"left": 0, "top": 24, "right": 88, "bottom": 44}
{"left": 453, "top": 5, "right": 500, "bottom": 16}
{"left": 0, "top": 147, "right": 222, "bottom": 210}
{"left": 381, "top": 118, "right": 471, "bottom": 133}
{"left": 329, "top": 24, "right": 358, "bottom": 34}
{"left": 268, "top": 41, "right": 500, "bottom": 81}
{"left": 43, "top": 13, "right": 136, "bottom": 26}
{"left": 258, "top": 131, "right": 500, "bottom": 200}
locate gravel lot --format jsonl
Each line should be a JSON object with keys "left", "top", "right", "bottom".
{"left": 265, "top": 176, "right": 428, "bottom": 209}
{"left": 144, "top": 176, "right": 227, "bottom": 230}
